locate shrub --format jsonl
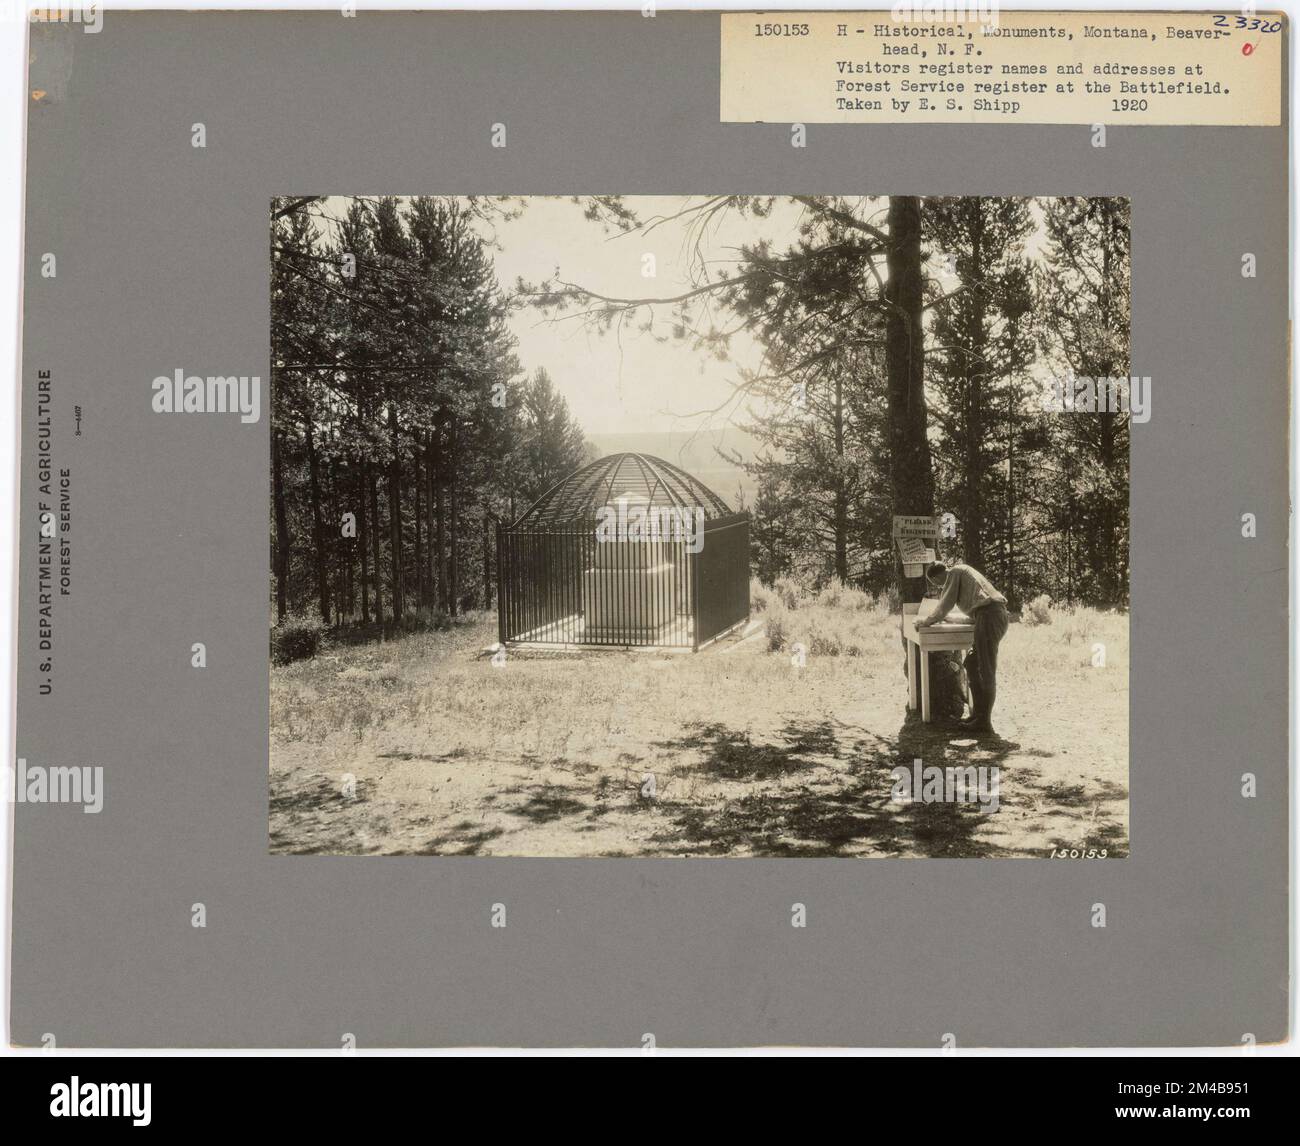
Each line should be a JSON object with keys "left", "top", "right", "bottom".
{"left": 773, "top": 576, "right": 802, "bottom": 611}
{"left": 815, "top": 580, "right": 844, "bottom": 609}
{"left": 806, "top": 616, "right": 844, "bottom": 657}
{"left": 1023, "top": 593, "right": 1053, "bottom": 627}
{"left": 765, "top": 603, "right": 789, "bottom": 652}
{"left": 404, "top": 607, "right": 454, "bottom": 634}
{"left": 750, "top": 578, "right": 771, "bottom": 614}
{"left": 814, "top": 578, "right": 876, "bottom": 612}
{"left": 271, "top": 612, "right": 327, "bottom": 665}
{"left": 843, "top": 584, "right": 878, "bottom": 613}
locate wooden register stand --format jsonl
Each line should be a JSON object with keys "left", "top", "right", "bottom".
{"left": 902, "top": 600, "right": 974, "bottom": 723}
{"left": 894, "top": 514, "right": 972, "bottom": 723}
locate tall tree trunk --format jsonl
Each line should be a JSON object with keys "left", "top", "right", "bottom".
{"left": 1097, "top": 216, "right": 1118, "bottom": 606}
{"left": 414, "top": 442, "right": 425, "bottom": 609}
{"left": 425, "top": 438, "right": 438, "bottom": 607}
{"left": 327, "top": 445, "right": 349, "bottom": 625}
{"left": 340, "top": 461, "right": 354, "bottom": 620}
{"left": 832, "top": 372, "right": 848, "bottom": 582}
{"left": 1066, "top": 516, "right": 1074, "bottom": 604}
{"left": 358, "top": 461, "right": 371, "bottom": 624}
{"left": 328, "top": 457, "right": 341, "bottom": 624}
{"left": 963, "top": 206, "right": 986, "bottom": 570}
{"left": 888, "top": 197, "right": 959, "bottom": 713}
{"left": 1005, "top": 335, "right": 1017, "bottom": 610}
{"left": 368, "top": 465, "right": 384, "bottom": 625}
{"left": 303, "top": 417, "right": 331, "bottom": 625}
{"left": 435, "top": 436, "right": 447, "bottom": 612}
{"left": 386, "top": 402, "right": 405, "bottom": 620}
{"left": 884, "top": 195, "right": 935, "bottom": 606}
{"left": 272, "top": 430, "right": 290, "bottom": 624}
{"left": 449, "top": 421, "right": 460, "bottom": 616}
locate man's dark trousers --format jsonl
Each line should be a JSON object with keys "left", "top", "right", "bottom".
{"left": 965, "top": 601, "right": 1009, "bottom": 723}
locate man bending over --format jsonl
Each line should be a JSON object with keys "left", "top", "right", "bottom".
{"left": 916, "top": 561, "right": 1009, "bottom": 735}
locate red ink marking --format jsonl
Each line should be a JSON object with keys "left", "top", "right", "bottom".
{"left": 1242, "top": 41, "right": 1255, "bottom": 55}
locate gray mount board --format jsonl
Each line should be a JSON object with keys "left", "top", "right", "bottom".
{"left": 10, "top": 11, "right": 1290, "bottom": 1047}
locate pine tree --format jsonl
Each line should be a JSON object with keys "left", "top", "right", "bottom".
{"left": 1035, "top": 197, "right": 1131, "bottom": 606}
{"left": 923, "top": 197, "right": 1036, "bottom": 593}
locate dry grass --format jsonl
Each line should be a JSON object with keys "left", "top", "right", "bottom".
{"left": 269, "top": 597, "right": 1128, "bottom": 858}
{"left": 754, "top": 577, "right": 899, "bottom": 658}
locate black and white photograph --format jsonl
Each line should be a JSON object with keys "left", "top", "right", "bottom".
{"left": 268, "top": 194, "right": 1131, "bottom": 858}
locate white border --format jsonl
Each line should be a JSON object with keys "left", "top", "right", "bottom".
{"left": 0, "top": 0, "right": 1294, "bottom": 1058}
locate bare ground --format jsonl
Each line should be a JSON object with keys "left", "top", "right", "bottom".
{"left": 269, "top": 605, "right": 1128, "bottom": 859}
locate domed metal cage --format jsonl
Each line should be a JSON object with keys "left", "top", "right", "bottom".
{"left": 497, "top": 453, "right": 750, "bottom": 649}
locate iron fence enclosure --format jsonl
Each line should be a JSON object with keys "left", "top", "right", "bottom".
{"left": 497, "top": 453, "right": 751, "bottom": 650}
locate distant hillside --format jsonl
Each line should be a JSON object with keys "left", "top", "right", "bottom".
{"left": 587, "top": 428, "right": 759, "bottom": 510}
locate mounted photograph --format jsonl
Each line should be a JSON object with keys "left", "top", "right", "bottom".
{"left": 269, "top": 194, "right": 1131, "bottom": 858}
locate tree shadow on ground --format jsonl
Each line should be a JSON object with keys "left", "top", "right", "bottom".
{"left": 417, "top": 821, "right": 506, "bottom": 856}
{"left": 268, "top": 774, "right": 391, "bottom": 854}
{"left": 622, "top": 711, "right": 1042, "bottom": 857}
{"left": 882, "top": 711, "right": 1043, "bottom": 857}
{"left": 459, "top": 707, "right": 1130, "bottom": 858}
{"left": 510, "top": 786, "right": 589, "bottom": 824}
{"left": 378, "top": 749, "right": 468, "bottom": 763}
{"left": 651, "top": 718, "right": 842, "bottom": 781}
{"left": 273, "top": 708, "right": 1129, "bottom": 858}
{"left": 892, "top": 710, "right": 1129, "bottom": 857}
